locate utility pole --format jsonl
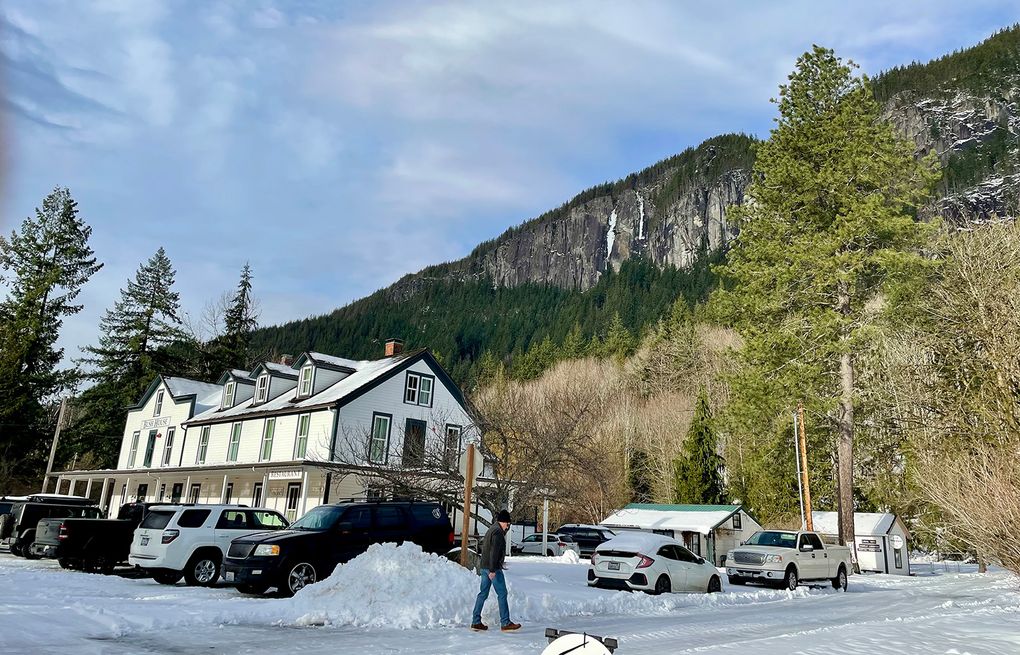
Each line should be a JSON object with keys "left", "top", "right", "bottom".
{"left": 797, "top": 402, "right": 814, "bottom": 531}
{"left": 42, "top": 398, "right": 68, "bottom": 493}
{"left": 459, "top": 443, "right": 476, "bottom": 567}
{"left": 793, "top": 411, "right": 806, "bottom": 530}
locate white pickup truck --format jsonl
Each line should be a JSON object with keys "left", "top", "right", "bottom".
{"left": 725, "top": 530, "right": 851, "bottom": 591}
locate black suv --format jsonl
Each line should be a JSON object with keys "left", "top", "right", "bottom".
{"left": 555, "top": 524, "right": 617, "bottom": 557}
{"left": 224, "top": 500, "right": 455, "bottom": 596}
{"left": 2, "top": 496, "right": 102, "bottom": 558}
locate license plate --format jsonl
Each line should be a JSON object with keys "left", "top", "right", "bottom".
{"left": 225, "top": 571, "right": 234, "bottom": 582}
{"left": 140, "top": 536, "right": 149, "bottom": 546}
{"left": 608, "top": 561, "right": 620, "bottom": 571}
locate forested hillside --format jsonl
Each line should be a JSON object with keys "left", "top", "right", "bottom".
{"left": 250, "top": 251, "right": 722, "bottom": 384}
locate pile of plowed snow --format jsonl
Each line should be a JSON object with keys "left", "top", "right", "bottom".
{"left": 282, "top": 542, "right": 821, "bottom": 630}
{"left": 288, "top": 542, "right": 480, "bottom": 629}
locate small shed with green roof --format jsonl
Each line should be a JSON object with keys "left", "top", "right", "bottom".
{"left": 601, "top": 503, "right": 762, "bottom": 566}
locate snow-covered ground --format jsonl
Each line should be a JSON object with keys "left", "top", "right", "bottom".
{"left": 1, "top": 545, "right": 1018, "bottom": 654}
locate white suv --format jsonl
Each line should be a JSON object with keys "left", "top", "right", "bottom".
{"left": 128, "top": 505, "right": 288, "bottom": 586}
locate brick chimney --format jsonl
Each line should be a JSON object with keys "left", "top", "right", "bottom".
{"left": 279, "top": 354, "right": 294, "bottom": 366}
{"left": 384, "top": 338, "right": 404, "bottom": 358}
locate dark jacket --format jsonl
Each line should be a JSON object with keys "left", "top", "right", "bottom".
{"left": 478, "top": 522, "right": 507, "bottom": 572}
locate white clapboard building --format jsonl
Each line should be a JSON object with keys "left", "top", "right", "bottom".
{"left": 54, "top": 340, "right": 476, "bottom": 522}
{"left": 601, "top": 503, "right": 763, "bottom": 566}
{"left": 812, "top": 511, "right": 911, "bottom": 575}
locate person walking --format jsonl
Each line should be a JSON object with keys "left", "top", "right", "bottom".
{"left": 470, "top": 509, "right": 521, "bottom": 632}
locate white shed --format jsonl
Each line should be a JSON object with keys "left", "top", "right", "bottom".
{"left": 601, "top": 503, "right": 762, "bottom": 566}
{"left": 811, "top": 511, "right": 911, "bottom": 576}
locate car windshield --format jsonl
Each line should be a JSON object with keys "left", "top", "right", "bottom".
{"left": 745, "top": 531, "right": 798, "bottom": 548}
{"left": 288, "top": 506, "right": 344, "bottom": 531}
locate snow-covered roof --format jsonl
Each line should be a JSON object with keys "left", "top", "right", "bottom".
{"left": 229, "top": 369, "right": 254, "bottom": 382}
{"left": 306, "top": 352, "right": 360, "bottom": 370}
{"left": 262, "top": 362, "right": 298, "bottom": 377}
{"left": 163, "top": 377, "right": 223, "bottom": 415}
{"left": 602, "top": 504, "right": 744, "bottom": 536}
{"left": 811, "top": 512, "right": 897, "bottom": 537}
{"left": 186, "top": 351, "right": 424, "bottom": 425}
{"left": 596, "top": 531, "right": 678, "bottom": 554}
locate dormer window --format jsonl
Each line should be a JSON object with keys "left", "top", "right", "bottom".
{"left": 254, "top": 373, "right": 269, "bottom": 404}
{"left": 154, "top": 389, "right": 164, "bottom": 416}
{"left": 222, "top": 381, "right": 236, "bottom": 409}
{"left": 298, "top": 365, "right": 314, "bottom": 397}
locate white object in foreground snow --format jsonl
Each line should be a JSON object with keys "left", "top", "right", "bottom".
{"left": 543, "top": 632, "right": 613, "bottom": 655}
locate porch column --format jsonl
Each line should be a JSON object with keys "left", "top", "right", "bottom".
{"left": 221, "top": 474, "right": 229, "bottom": 503}
{"left": 99, "top": 478, "right": 111, "bottom": 516}
{"left": 262, "top": 470, "right": 269, "bottom": 508}
{"left": 67, "top": 478, "right": 76, "bottom": 495}
{"left": 84, "top": 478, "right": 93, "bottom": 499}
{"left": 185, "top": 475, "right": 192, "bottom": 502}
{"left": 124, "top": 477, "right": 131, "bottom": 503}
{"left": 299, "top": 469, "right": 310, "bottom": 517}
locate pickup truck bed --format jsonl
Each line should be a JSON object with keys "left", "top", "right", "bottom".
{"left": 31, "top": 502, "right": 158, "bottom": 572}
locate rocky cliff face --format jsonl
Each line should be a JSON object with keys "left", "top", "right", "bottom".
{"left": 389, "top": 33, "right": 1020, "bottom": 299}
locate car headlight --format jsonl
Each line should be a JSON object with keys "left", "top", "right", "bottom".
{"left": 764, "top": 554, "right": 783, "bottom": 563}
{"left": 253, "top": 544, "right": 280, "bottom": 557}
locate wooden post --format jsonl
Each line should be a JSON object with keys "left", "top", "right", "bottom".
{"left": 797, "top": 402, "right": 814, "bottom": 531}
{"left": 42, "top": 398, "right": 68, "bottom": 493}
{"left": 460, "top": 444, "right": 476, "bottom": 567}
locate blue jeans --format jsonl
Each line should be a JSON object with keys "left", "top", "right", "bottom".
{"left": 472, "top": 569, "right": 510, "bottom": 626}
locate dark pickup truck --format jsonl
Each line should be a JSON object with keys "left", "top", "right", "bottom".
{"left": 31, "top": 502, "right": 158, "bottom": 572}
{"left": 2, "top": 496, "right": 101, "bottom": 558}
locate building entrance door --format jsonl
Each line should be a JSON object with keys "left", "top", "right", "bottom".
{"left": 285, "top": 482, "right": 301, "bottom": 521}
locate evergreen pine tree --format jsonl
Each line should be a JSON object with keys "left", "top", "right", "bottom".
{"left": 0, "top": 188, "right": 102, "bottom": 486}
{"left": 603, "top": 312, "right": 634, "bottom": 360}
{"left": 561, "top": 323, "right": 585, "bottom": 359}
{"left": 209, "top": 263, "right": 259, "bottom": 374}
{"left": 713, "top": 47, "right": 937, "bottom": 539}
{"left": 672, "top": 389, "right": 725, "bottom": 504}
{"left": 627, "top": 448, "right": 654, "bottom": 504}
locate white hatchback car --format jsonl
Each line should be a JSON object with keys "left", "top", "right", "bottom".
{"left": 512, "top": 533, "right": 581, "bottom": 557}
{"left": 588, "top": 532, "right": 722, "bottom": 594}
{"left": 128, "top": 505, "right": 288, "bottom": 586}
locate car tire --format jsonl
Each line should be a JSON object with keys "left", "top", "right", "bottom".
{"left": 23, "top": 543, "right": 41, "bottom": 560}
{"left": 727, "top": 575, "right": 746, "bottom": 585}
{"left": 652, "top": 574, "right": 671, "bottom": 595}
{"left": 547, "top": 549, "right": 555, "bottom": 557}
{"left": 58, "top": 558, "right": 73, "bottom": 570}
{"left": 9, "top": 542, "right": 22, "bottom": 557}
{"left": 184, "top": 551, "right": 222, "bottom": 587}
{"left": 831, "top": 566, "right": 848, "bottom": 591}
{"left": 783, "top": 567, "right": 798, "bottom": 591}
{"left": 152, "top": 570, "right": 182, "bottom": 585}
{"left": 279, "top": 561, "right": 317, "bottom": 597}
{"left": 237, "top": 583, "right": 270, "bottom": 595}
{"left": 707, "top": 575, "right": 722, "bottom": 593}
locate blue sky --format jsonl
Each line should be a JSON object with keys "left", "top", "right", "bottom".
{"left": 2, "top": 1, "right": 1018, "bottom": 364}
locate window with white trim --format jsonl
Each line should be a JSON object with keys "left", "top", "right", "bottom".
{"left": 294, "top": 414, "right": 310, "bottom": 459}
{"left": 127, "top": 431, "right": 140, "bottom": 467}
{"left": 259, "top": 418, "right": 275, "bottom": 461}
{"left": 161, "top": 427, "right": 176, "bottom": 467}
{"left": 404, "top": 372, "right": 434, "bottom": 407}
{"left": 154, "top": 389, "right": 164, "bottom": 416}
{"left": 369, "top": 413, "right": 391, "bottom": 464}
{"left": 222, "top": 381, "right": 235, "bottom": 409}
{"left": 298, "top": 365, "right": 314, "bottom": 397}
{"left": 254, "top": 373, "right": 269, "bottom": 403}
{"left": 227, "top": 423, "right": 242, "bottom": 462}
{"left": 196, "top": 426, "right": 210, "bottom": 464}
{"left": 443, "top": 424, "right": 462, "bottom": 471}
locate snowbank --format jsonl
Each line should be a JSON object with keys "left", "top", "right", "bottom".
{"left": 288, "top": 542, "right": 479, "bottom": 629}
{"left": 282, "top": 542, "right": 820, "bottom": 630}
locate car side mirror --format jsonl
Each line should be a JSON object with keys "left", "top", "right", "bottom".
{"left": 800, "top": 544, "right": 814, "bottom": 552}
{"left": 337, "top": 521, "right": 353, "bottom": 534}
{"left": 696, "top": 556, "right": 705, "bottom": 565}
